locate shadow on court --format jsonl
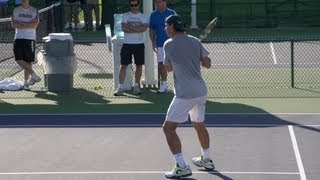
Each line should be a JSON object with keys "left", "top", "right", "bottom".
{"left": 0, "top": 88, "right": 319, "bottom": 135}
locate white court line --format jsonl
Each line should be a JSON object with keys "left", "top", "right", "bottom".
{"left": 270, "top": 42, "right": 278, "bottom": 64}
{"left": 0, "top": 124, "right": 320, "bottom": 128}
{"left": 288, "top": 125, "right": 307, "bottom": 180}
{"left": 0, "top": 171, "right": 299, "bottom": 175}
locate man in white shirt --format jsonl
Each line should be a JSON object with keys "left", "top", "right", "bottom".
{"left": 11, "top": 0, "right": 41, "bottom": 91}
{"left": 114, "top": 0, "right": 148, "bottom": 96}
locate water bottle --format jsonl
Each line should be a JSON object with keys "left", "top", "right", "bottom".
{"left": 114, "top": 14, "right": 124, "bottom": 38}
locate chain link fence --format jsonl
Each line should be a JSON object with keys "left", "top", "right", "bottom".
{"left": 1, "top": 35, "right": 320, "bottom": 98}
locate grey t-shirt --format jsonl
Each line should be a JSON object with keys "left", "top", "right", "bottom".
{"left": 163, "top": 34, "right": 209, "bottom": 99}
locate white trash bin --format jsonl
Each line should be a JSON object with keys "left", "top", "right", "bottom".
{"left": 38, "top": 33, "right": 77, "bottom": 92}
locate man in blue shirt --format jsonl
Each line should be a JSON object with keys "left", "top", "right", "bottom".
{"left": 149, "top": 0, "right": 175, "bottom": 93}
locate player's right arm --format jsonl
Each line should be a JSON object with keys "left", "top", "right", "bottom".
{"left": 201, "top": 56, "right": 211, "bottom": 68}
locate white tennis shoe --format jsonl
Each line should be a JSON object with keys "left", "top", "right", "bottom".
{"left": 192, "top": 156, "right": 215, "bottom": 170}
{"left": 165, "top": 164, "right": 192, "bottom": 179}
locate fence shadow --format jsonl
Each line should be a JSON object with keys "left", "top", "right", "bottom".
{"left": 0, "top": 88, "right": 319, "bottom": 135}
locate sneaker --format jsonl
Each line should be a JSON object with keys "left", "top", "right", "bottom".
{"left": 192, "top": 156, "right": 215, "bottom": 171}
{"left": 157, "top": 83, "right": 167, "bottom": 93}
{"left": 165, "top": 164, "right": 192, "bottom": 179}
{"left": 22, "top": 84, "right": 31, "bottom": 91}
{"left": 65, "top": 24, "right": 73, "bottom": 31}
{"left": 28, "top": 75, "right": 41, "bottom": 85}
{"left": 132, "top": 85, "right": 141, "bottom": 95}
{"left": 114, "top": 87, "right": 124, "bottom": 96}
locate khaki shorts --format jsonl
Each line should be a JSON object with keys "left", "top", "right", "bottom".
{"left": 165, "top": 95, "right": 207, "bottom": 123}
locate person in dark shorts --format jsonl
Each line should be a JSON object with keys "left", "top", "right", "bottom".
{"left": 11, "top": 0, "right": 41, "bottom": 91}
{"left": 114, "top": 0, "right": 148, "bottom": 96}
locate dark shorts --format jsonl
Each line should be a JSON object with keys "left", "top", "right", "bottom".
{"left": 120, "top": 43, "right": 145, "bottom": 65}
{"left": 13, "top": 39, "right": 36, "bottom": 63}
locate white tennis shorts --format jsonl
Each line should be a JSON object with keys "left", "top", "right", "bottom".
{"left": 156, "top": 47, "right": 164, "bottom": 63}
{"left": 165, "top": 95, "right": 207, "bottom": 123}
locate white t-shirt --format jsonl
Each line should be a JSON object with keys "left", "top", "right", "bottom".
{"left": 122, "top": 11, "right": 148, "bottom": 44}
{"left": 12, "top": 5, "right": 38, "bottom": 40}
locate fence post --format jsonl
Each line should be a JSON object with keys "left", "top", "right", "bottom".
{"left": 190, "top": 0, "right": 198, "bottom": 29}
{"left": 290, "top": 39, "right": 295, "bottom": 88}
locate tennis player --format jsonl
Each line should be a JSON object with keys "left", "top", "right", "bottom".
{"left": 11, "top": 0, "right": 41, "bottom": 91}
{"left": 162, "top": 14, "right": 215, "bottom": 179}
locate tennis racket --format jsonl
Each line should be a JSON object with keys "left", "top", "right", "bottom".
{"left": 199, "top": 17, "right": 218, "bottom": 40}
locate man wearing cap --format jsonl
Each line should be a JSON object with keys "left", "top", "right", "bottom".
{"left": 162, "top": 14, "right": 215, "bottom": 179}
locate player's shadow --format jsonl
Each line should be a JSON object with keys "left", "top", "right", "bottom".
{"left": 201, "top": 169, "right": 233, "bottom": 180}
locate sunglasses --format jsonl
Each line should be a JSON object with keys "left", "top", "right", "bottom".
{"left": 130, "top": 4, "right": 139, "bottom": 7}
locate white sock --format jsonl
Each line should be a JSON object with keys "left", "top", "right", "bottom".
{"left": 201, "top": 148, "right": 211, "bottom": 161}
{"left": 134, "top": 83, "right": 139, "bottom": 87}
{"left": 118, "top": 84, "right": 123, "bottom": 88}
{"left": 174, "top": 153, "right": 187, "bottom": 168}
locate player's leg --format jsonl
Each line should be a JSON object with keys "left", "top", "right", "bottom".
{"left": 190, "top": 96, "right": 215, "bottom": 170}
{"left": 157, "top": 47, "right": 168, "bottom": 93}
{"left": 163, "top": 97, "right": 192, "bottom": 178}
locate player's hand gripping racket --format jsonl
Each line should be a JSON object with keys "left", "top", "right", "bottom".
{"left": 199, "top": 17, "right": 218, "bottom": 40}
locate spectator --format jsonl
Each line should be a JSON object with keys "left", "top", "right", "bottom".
{"left": 0, "top": 0, "right": 9, "bottom": 18}
{"left": 64, "top": 0, "right": 80, "bottom": 31}
{"left": 84, "top": 0, "right": 100, "bottom": 31}
{"left": 114, "top": 0, "right": 148, "bottom": 96}
{"left": 149, "top": 0, "right": 176, "bottom": 93}
{"left": 11, "top": 0, "right": 41, "bottom": 91}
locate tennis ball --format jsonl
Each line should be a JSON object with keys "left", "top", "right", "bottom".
{"left": 98, "top": 85, "right": 103, "bottom": 89}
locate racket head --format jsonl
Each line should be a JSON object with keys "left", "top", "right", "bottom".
{"left": 200, "top": 17, "right": 218, "bottom": 40}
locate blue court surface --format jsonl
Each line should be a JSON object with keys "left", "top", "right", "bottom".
{"left": 0, "top": 113, "right": 319, "bottom": 180}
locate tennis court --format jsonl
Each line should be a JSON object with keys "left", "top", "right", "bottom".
{"left": 0, "top": 113, "right": 319, "bottom": 180}
{"left": 1, "top": 2, "right": 320, "bottom": 180}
